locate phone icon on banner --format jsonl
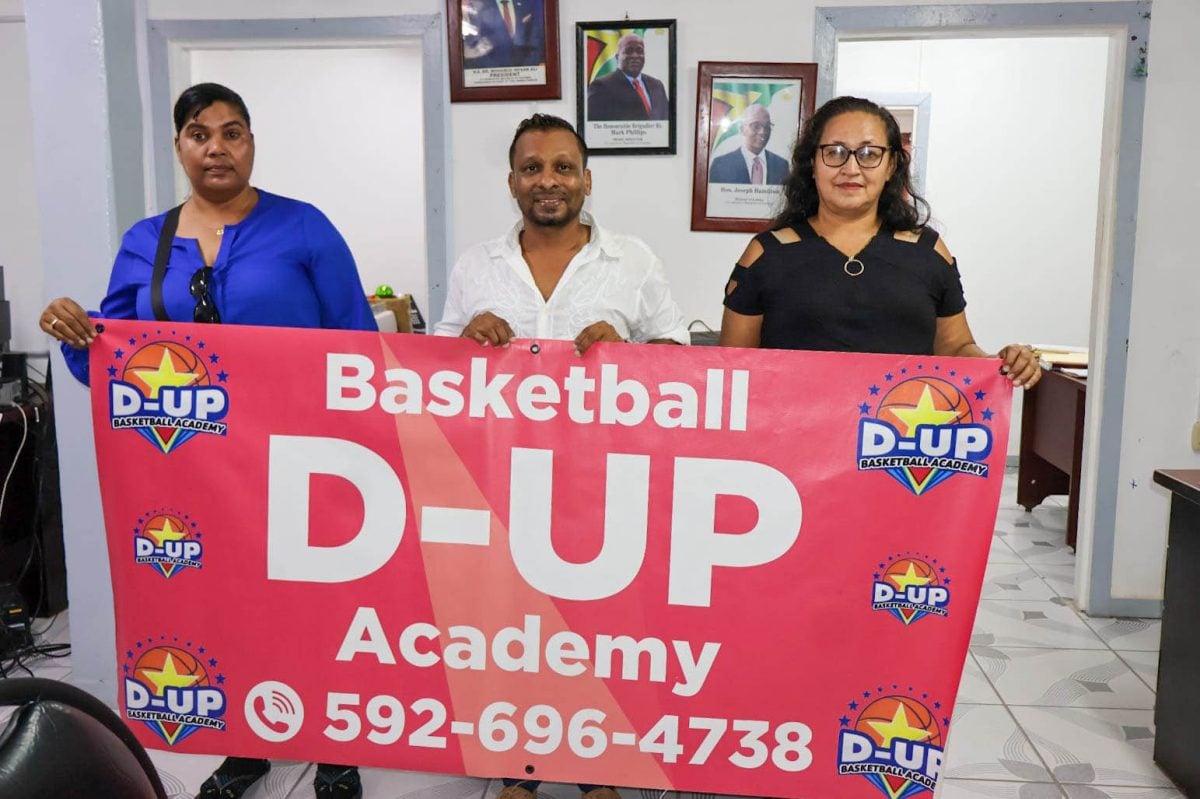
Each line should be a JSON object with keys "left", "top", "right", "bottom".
{"left": 244, "top": 681, "right": 304, "bottom": 742}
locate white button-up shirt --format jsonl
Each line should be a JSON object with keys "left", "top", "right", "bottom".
{"left": 434, "top": 212, "right": 689, "bottom": 344}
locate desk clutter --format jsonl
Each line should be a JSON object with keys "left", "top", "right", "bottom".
{"left": 0, "top": 354, "right": 68, "bottom": 644}
{"left": 368, "top": 288, "right": 426, "bottom": 335}
{"left": 688, "top": 320, "right": 720, "bottom": 346}
{"left": 1033, "top": 345, "right": 1088, "bottom": 377}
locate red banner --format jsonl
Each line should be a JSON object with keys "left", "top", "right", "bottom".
{"left": 91, "top": 319, "right": 1011, "bottom": 799}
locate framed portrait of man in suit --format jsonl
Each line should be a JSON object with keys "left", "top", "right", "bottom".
{"left": 575, "top": 19, "right": 676, "bottom": 155}
{"left": 691, "top": 61, "right": 818, "bottom": 232}
{"left": 447, "top": 0, "right": 561, "bottom": 102}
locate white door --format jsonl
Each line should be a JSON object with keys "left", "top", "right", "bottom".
{"left": 184, "top": 42, "right": 429, "bottom": 316}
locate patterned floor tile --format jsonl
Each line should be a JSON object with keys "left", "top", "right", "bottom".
{"left": 1081, "top": 618, "right": 1161, "bottom": 652}
{"left": 352, "top": 769, "right": 491, "bottom": 799}
{"left": 957, "top": 652, "right": 1003, "bottom": 704}
{"left": 147, "top": 753, "right": 316, "bottom": 799}
{"left": 994, "top": 507, "right": 1030, "bottom": 533}
{"left": 1029, "top": 563, "right": 1077, "bottom": 601}
{"left": 1025, "top": 504, "right": 1069, "bottom": 535}
{"left": 970, "top": 648, "right": 1154, "bottom": 709}
{"left": 1113, "top": 651, "right": 1158, "bottom": 694}
{"left": 996, "top": 503, "right": 1068, "bottom": 535}
{"left": 980, "top": 564, "right": 1057, "bottom": 600}
{"left": 989, "top": 536, "right": 1027, "bottom": 565}
{"left": 942, "top": 704, "right": 1051, "bottom": 782}
{"left": 936, "top": 780, "right": 1065, "bottom": 798}
{"left": 1005, "top": 535, "right": 1076, "bottom": 568}
{"left": 146, "top": 749, "right": 229, "bottom": 799}
{"left": 1061, "top": 786, "right": 1186, "bottom": 798}
{"left": 971, "top": 601, "right": 1103, "bottom": 649}
{"left": 1010, "top": 707, "right": 1171, "bottom": 789}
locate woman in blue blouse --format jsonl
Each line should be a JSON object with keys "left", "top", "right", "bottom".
{"left": 39, "top": 83, "right": 372, "bottom": 799}
{"left": 41, "top": 81, "right": 375, "bottom": 382}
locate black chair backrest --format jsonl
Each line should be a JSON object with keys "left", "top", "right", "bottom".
{"left": 0, "top": 677, "right": 168, "bottom": 799}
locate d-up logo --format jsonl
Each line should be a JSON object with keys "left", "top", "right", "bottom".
{"left": 837, "top": 688, "right": 948, "bottom": 798}
{"left": 107, "top": 337, "right": 229, "bottom": 454}
{"left": 856, "top": 368, "right": 995, "bottom": 495}
{"left": 871, "top": 553, "right": 951, "bottom": 625}
{"left": 123, "top": 639, "right": 227, "bottom": 745}
{"left": 133, "top": 510, "right": 204, "bottom": 578}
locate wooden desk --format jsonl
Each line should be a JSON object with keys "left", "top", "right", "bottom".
{"left": 1017, "top": 369, "right": 1086, "bottom": 547}
{"left": 1151, "top": 468, "right": 1200, "bottom": 796}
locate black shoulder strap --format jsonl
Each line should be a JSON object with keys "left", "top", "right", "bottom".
{"left": 753, "top": 226, "right": 802, "bottom": 250}
{"left": 916, "top": 226, "right": 939, "bottom": 249}
{"left": 151, "top": 205, "right": 183, "bottom": 322}
{"left": 753, "top": 231, "right": 780, "bottom": 250}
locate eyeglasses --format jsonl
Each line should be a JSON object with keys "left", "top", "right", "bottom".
{"left": 817, "top": 144, "right": 890, "bottom": 169}
{"left": 189, "top": 266, "right": 221, "bottom": 324}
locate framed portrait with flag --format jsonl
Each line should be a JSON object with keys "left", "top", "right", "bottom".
{"left": 575, "top": 19, "right": 676, "bottom": 155}
{"left": 691, "top": 61, "right": 818, "bottom": 232}
{"left": 447, "top": 0, "right": 561, "bottom": 102}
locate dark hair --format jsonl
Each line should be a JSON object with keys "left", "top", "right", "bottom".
{"left": 173, "top": 83, "right": 252, "bottom": 135}
{"left": 508, "top": 113, "right": 589, "bottom": 167}
{"left": 771, "top": 96, "right": 929, "bottom": 233}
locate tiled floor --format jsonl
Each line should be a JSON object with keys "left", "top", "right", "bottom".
{"left": 8, "top": 469, "right": 1182, "bottom": 798}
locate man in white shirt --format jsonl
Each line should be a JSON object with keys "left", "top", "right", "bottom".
{"left": 435, "top": 110, "right": 685, "bottom": 799}
{"left": 435, "top": 113, "right": 688, "bottom": 355}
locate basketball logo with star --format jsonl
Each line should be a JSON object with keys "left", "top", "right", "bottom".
{"left": 870, "top": 552, "right": 950, "bottom": 625}
{"left": 837, "top": 686, "right": 948, "bottom": 797}
{"left": 855, "top": 365, "right": 995, "bottom": 495}
{"left": 106, "top": 332, "right": 229, "bottom": 454}
{"left": 132, "top": 509, "right": 204, "bottom": 578}
{"left": 123, "top": 638, "right": 227, "bottom": 745}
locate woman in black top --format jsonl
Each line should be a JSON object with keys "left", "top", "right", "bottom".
{"left": 719, "top": 96, "right": 1041, "bottom": 389}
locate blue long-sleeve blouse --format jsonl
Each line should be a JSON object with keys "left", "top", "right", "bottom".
{"left": 63, "top": 190, "right": 376, "bottom": 385}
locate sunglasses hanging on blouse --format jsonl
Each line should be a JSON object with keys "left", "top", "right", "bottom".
{"left": 189, "top": 266, "right": 221, "bottom": 324}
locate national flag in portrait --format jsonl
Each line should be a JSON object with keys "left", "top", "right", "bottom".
{"left": 711, "top": 81, "right": 795, "bottom": 149}
{"left": 585, "top": 27, "right": 646, "bottom": 83}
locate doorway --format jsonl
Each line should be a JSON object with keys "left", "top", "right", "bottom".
{"left": 836, "top": 35, "right": 1108, "bottom": 459}
{"left": 185, "top": 43, "right": 428, "bottom": 314}
{"left": 146, "top": 16, "right": 451, "bottom": 325}
{"left": 816, "top": 3, "right": 1152, "bottom": 617}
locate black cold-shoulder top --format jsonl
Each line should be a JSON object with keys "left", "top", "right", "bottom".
{"left": 723, "top": 220, "right": 967, "bottom": 355}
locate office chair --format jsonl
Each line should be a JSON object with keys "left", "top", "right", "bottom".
{"left": 0, "top": 676, "right": 168, "bottom": 798}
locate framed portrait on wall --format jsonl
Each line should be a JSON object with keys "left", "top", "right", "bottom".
{"left": 447, "top": 0, "right": 561, "bottom": 102}
{"left": 874, "top": 92, "right": 933, "bottom": 194}
{"left": 575, "top": 19, "right": 676, "bottom": 155}
{"left": 691, "top": 61, "right": 817, "bottom": 232}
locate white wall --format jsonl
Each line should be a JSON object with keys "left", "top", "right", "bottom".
{"left": 0, "top": 18, "right": 46, "bottom": 353}
{"left": 836, "top": 36, "right": 1108, "bottom": 453}
{"left": 1113, "top": 0, "right": 1200, "bottom": 599}
{"left": 189, "top": 44, "right": 429, "bottom": 313}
